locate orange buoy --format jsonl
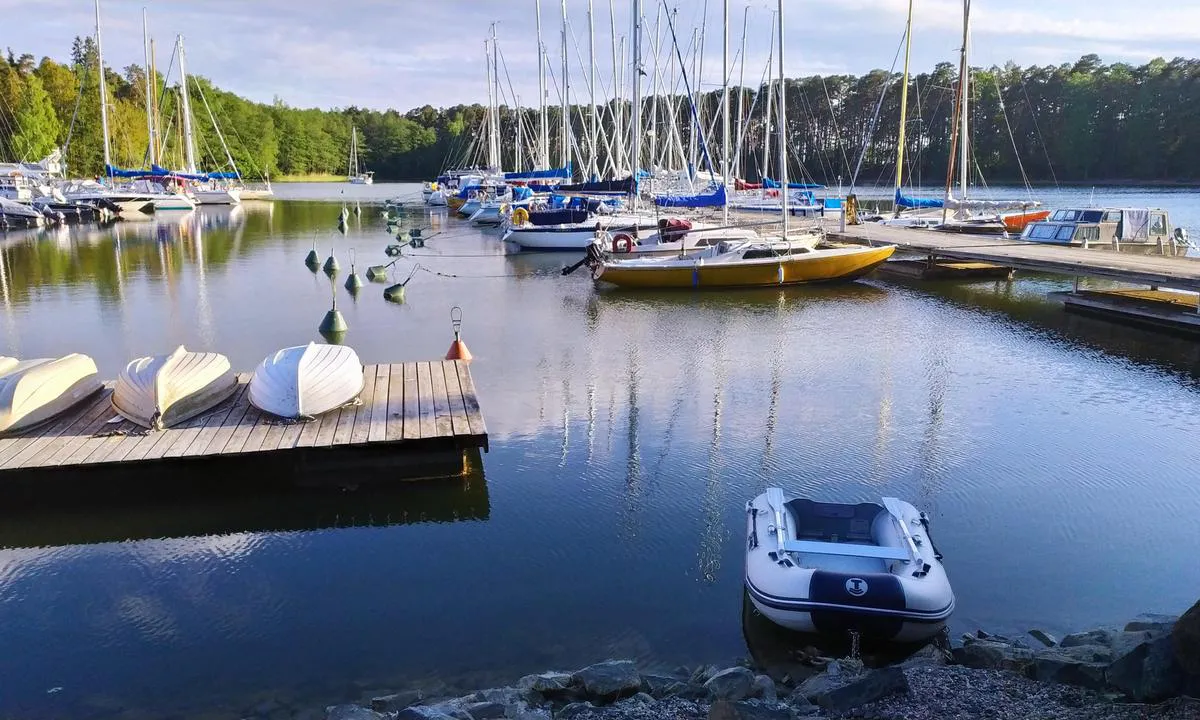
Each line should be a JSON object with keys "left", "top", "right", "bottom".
{"left": 444, "top": 306, "right": 473, "bottom": 362}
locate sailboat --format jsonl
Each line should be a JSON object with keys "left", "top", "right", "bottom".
{"left": 347, "top": 127, "right": 373, "bottom": 185}
{"left": 593, "top": 0, "right": 894, "bottom": 289}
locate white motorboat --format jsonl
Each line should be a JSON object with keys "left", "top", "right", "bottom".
{"left": 112, "top": 345, "right": 237, "bottom": 429}
{"left": 502, "top": 212, "right": 665, "bottom": 251}
{"left": 744, "top": 488, "right": 954, "bottom": 643}
{"left": 249, "top": 342, "right": 364, "bottom": 419}
{"left": 0, "top": 354, "right": 102, "bottom": 435}
{"left": 0, "top": 197, "right": 45, "bottom": 228}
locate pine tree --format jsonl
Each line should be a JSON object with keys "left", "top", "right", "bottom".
{"left": 10, "top": 73, "right": 61, "bottom": 161}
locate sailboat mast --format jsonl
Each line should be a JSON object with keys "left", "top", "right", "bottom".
{"left": 491, "top": 24, "right": 501, "bottom": 172}
{"left": 150, "top": 37, "right": 160, "bottom": 161}
{"left": 536, "top": 0, "right": 549, "bottom": 168}
{"left": 176, "top": 35, "right": 197, "bottom": 174}
{"left": 958, "top": 0, "right": 971, "bottom": 199}
{"left": 588, "top": 0, "right": 598, "bottom": 179}
{"left": 142, "top": 8, "right": 155, "bottom": 166}
{"left": 630, "top": 0, "right": 642, "bottom": 201}
{"left": 721, "top": 0, "right": 730, "bottom": 224}
{"left": 893, "top": 0, "right": 913, "bottom": 216}
{"left": 735, "top": 5, "right": 748, "bottom": 181}
{"left": 609, "top": 0, "right": 624, "bottom": 174}
{"left": 776, "top": 0, "right": 788, "bottom": 235}
{"left": 560, "top": 0, "right": 570, "bottom": 171}
{"left": 95, "top": 0, "right": 112, "bottom": 174}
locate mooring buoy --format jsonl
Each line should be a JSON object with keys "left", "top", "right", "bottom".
{"left": 444, "top": 306, "right": 473, "bottom": 362}
{"left": 323, "top": 248, "right": 339, "bottom": 275}
{"left": 383, "top": 283, "right": 406, "bottom": 303}
{"left": 344, "top": 249, "right": 364, "bottom": 293}
{"left": 318, "top": 278, "right": 347, "bottom": 342}
{"left": 366, "top": 265, "right": 389, "bottom": 282}
{"left": 305, "top": 240, "right": 320, "bottom": 270}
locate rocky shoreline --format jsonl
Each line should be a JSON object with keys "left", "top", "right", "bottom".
{"left": 276, "top": 602, "right": 1198, "bottom": 720}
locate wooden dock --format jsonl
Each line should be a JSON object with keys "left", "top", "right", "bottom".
{"left": 827, "top": 222, "right": 1200, "bottom": 291}
{"left": 1060, "top": 289, "right": 1200, "bottom": 336}
{"left": 0, "top": 360, "right": 487, "bottom": 481}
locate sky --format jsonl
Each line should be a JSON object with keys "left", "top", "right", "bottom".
{"left": 3, "top": 0, "right": 1200, "bottom": 113}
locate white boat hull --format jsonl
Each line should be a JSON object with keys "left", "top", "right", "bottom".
{"left": 112, "top": 346, "right": 237, "bottom": 429}
{"left": 153, "top": 195, "right": 196, "bottom": 211}
{"left": 249, "top": 342, "right": 364, "bottom": 419}
{"left": 193, "top": 188, "right": 242, "bottom": 205}
{"left": 349, "top": 176, "right": 373, "bottom": 185}
{"left": 0, "top": 354, "right": 102, "bottom": 435}
{"left": 503, "top": 214, "right": 662, "bottom": 251}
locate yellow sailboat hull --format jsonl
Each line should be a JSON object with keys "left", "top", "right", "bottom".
{"left": 596, "top": 245, "right": 896, "bottom": 289}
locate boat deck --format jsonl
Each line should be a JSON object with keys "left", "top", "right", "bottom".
{"left": 824, "top": 222, "right": 1200, "bottom": 291}
{"left": 0, "top": 360, "right": 487, "bottom": 478}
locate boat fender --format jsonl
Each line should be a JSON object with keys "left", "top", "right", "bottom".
{"left": 612, "top": 233, "right": 635, "bottom": 253}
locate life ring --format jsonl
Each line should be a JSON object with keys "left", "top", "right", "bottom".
{"left": 512, "top": 207, "right": 530, "bottom": 225}
{"left": 612, "top": 232, "right": 635, "bottom": 253}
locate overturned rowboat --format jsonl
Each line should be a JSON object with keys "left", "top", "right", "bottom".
{"left": 112, "top": 346, "right": 238, "bottom": 430}
{"left": 0, "top": 354, "right": 103, "bottom": 435}
{"left": 745, "top": 488, "right": 954, "bottom": 643}
{"left": 248, "top": 342, "right": 363, "bottom": 420}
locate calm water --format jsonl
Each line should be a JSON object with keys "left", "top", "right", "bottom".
{"left": 1, "top": 184, "right": 1200, "bottom": 719}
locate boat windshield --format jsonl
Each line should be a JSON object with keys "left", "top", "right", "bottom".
{"left": 1026, "top": 223, "right": 1062, "bottom": 240}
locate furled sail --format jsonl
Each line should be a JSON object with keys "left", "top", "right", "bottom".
{"left": 654, "top": 184, "right": 726, "bottom": 208}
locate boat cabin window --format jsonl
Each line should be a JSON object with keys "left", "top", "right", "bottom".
{"left": 1102, "top": 210, "right": 1122, "bottom": 223}
{"left": 1074, "top": 226, "right": 1100, "bottom": 243}
{"left": 1027, "top": 223, "right": 1060, "bottom": 240}
{"left": 1150, "top": 213, "right": 1167, "bottom": 236}
{"left": 1056, "top": 225, "right": 1077, "bottom": 241}
{"left": 1080, "top": 210, "right": 1103, "bottom": 223}
{"left": 1051, "top": 209, "right": 1082, "bottom": 222}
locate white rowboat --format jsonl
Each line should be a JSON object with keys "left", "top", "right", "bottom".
{"left": 249, "top": 342, "right": 363, "bottom": 419}
{"left": 0, "top": 354, "right": 103, "bottom": 435}
{"left": 112, "top": 346, "right": 237, "bottom": 429}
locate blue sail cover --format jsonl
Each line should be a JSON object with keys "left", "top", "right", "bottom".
{"left": 505, "top": 163, "right": 572, "bottom": 181}
{"left": 654, "top": 184, "right": 726, "bottom": 208}
{"left": 557, "top": 176, "right": 636, "bottom": 195}
{"left": 146, "top": 164, "right": 240, "bottom": 181}
{"left": 894, "top": 187, "right": 944, "bottom": 209}
{"left": 105, "top": 164, "right": 166, "bottom": 178}
{"left": 762, "top": 178, "right": 825, "bottom": 190}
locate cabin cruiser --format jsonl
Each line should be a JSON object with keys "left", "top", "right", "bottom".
{"left": 744, "top": 488, "right": 954, "bottom": 643}
{"left": 1020, "top": 207, "right": 1185, "bottom": 253}
{"left": 0, "top": 197, "right": 46, "bottom": 228}
{"left": 61, "top": 179, "right": 156, "bottom": 216}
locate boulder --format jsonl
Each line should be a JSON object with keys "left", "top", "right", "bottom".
{"left": 676, "top": 684, "right": 712, "bottom": 701}
{"left": 396, "top": 706, "right": 467, "bottom": 720}
{"left": 517, "top": 672, "right": 576, "bottom": 700}
{"left": 554, "top": 702, "right": 595, "bottom": 720}
{"left": 704, "top": 667, "right": 756, "bottom": 701}
{"left": 1060, "top": 629, "right": 1116, "bottom": 648}
{"left": 1124, "top": 614, "right": 1179, "bottom": 634}
{"left": 1107, "top": 634, "right": 1183, "bottom": 702}
{"left": 901, "top": 643, "right": 951, "bottom": 668}
{"left": 751, "top": 675, "right": 777, "bottom": 702}
{"left": 1174, "top": 599, "right": 1200, "bottom": 676}
{"left": 795, "top": 666, "right": 908, "bottom": 712}
{"left": 463, "top": 702, "right": 507, "bottom": 720}
{"left": 1029, "top": 649, "right": 1108, "bottom": 691}
{"left": 1028, "top": 630, "right": 1058, "bottom": 648}
{"left": 708, "top": 699, "right": 795, "bottom": 720}
{"left": 640, "top": 673, "right": 687, "bottom": 698}
{"left": 371, "top": 691, "right": 423, "bottom": 713}
{"left": 951, "top": 640, "right": 1034, "bottom": 672}
{"left": 572, "top": 660, "right": 642, "bottom": 702}
{"left": 1050, "top": 644, "right": 1113, "bottom": 664}
{"left": 326, "top": 706, "right": 384, "bottom": 720}
{"left": 691, "top": 665, "right": 721, "bottom": 684}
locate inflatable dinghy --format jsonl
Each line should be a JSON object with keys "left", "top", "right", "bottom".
{"left": 745, "top": 488, "right": 954, "bottom": 643}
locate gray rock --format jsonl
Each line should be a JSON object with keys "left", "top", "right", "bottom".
{"left": 691, "top": 665, "right": 721, "bottom": 684}
{"left": 572, "top": 660, "right": 642, "bottom": 702}
{"left": 751, "top": 675, "right": 776, "bottom": 702}
{"left": 640, "top": 672, "right": 687, "bottom": 698}
{"left": 784, "top": 687, "right": 817, "bottom": 713}
{"left": 704, "top": 667, "right": 756, "bottom": 701}
{"left": 477, "top": 689, "right": 521, "bottom": 706}
{"left": 801, "top": 666, "right": 909, "bottom": 712}
{"left": 464, "top": 702, "right": 506, "bottom": 720}
{"left": 1174, "top": 599, "right": 1200, "bottom": 677}
{"left": 618, "top": 692, "right": 655, "bottom": 707}
{"left": 708, "top": 699, "right": 795, "bottom": 720}
{"left": 396, "top": 706, "right": 465, "bottom": 720}
{"left": 518, "top": 672, "right": 574, "bottom": 695}
{"left": 1029, "top": 649, "right": 1108, "bottom": 691}
{"left": 554, "top": 702, "right": 594, "bottom": 720}
{"left": 951, "top": 640, "right": 1034, "bottom": 672}
{"left": 371, "top": 691, "right": 423, "bottom": 713}
{"left": 1048, "top": 643, "right": 1113, "bottom": 664}
{"left": 901, "top": 643, "right": 951, "bottom": 668}
{"left": 293, "top": 709, "right": 324, "bottom": 720}
{"left": 509, "top": 705, "right": 551, "bottom": 720}
{"left": 1060, "top": 629, "right": 1116, "bottom": 648}
{"left": 1125, "top": 614, "right": 1179, "bottom": 634}
{"left": 1028, "top": 630, "right": 1058, "bottom": 647}
{"left": 1108, "top": 634, "right": 1183, "bottom": 702}
{"left": 326, "top": 706, "right": 384, "bottom": 720}
{"left": 676, "top": 683, "right": 711, "bottom": 701}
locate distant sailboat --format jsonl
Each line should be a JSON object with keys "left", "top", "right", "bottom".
{"left": 347, "top": 127, "right": 374, "bottom": 185}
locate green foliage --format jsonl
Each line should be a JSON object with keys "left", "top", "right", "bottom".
{"left": 4, "top": 44, "right": 1200, "bottom": 183}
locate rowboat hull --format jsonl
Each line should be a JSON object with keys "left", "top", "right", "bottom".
{"left": 113, "top": 346, "right": 237, "bottom": 429}
{"left": 596, "top": 245, "right": 895, "bottom": 289}
{"left": 1001, "top": 209, "right": 1051, "bottom": 234}
{"left": 0, "top": 354, "right": 102, "bottom": 435}
{"left": 249, "top": 342, "right": 364, "bottom": 419}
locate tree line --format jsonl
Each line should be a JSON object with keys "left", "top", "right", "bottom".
{"left": 1, "top": 43, "right": 1197, "bottom": 185}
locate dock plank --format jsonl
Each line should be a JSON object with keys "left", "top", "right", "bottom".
{"left": 1, "top": 389, "right": 114, "bottom": 469}
{"left": 197, "top": 389, "right": 255, "bottom": 457}
{"left": 79, "top": 418, "right": 147, "bottom": 466}
{"left": 350, "top": 365, "right": 377, "bottom": 446}
{"left": 332, "top": 368, "right": 365, "bottom": 446}
{"left": 182, "top": 380, "right": 251, "bottom": 457}
{"left": 220, "top": 403, "right": 265, "bottom": 455}
{"left": 163, "top": 390, "right": 244, "bottom": 460}
{"left": 311, "top": 403, "right": 342, "bottom": 448}
{"left": 416, "top": 361, "right": 436, "bottom": 439}
{"left": 429, "top": 359, "right": 453, "bottom": 438}
{"left": 442, "top": 361, "right": 470, "bottom": 437}
{"left": 455, "top": 361, "right": 487, "bottom": 438}
{"left": 386, "top": 363, "right": 407, "bottom": 442}
{"left": 366, "top": 364, "right": 390, "bottom": 443}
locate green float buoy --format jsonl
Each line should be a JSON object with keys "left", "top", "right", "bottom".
{"left": 344, "top": 249, "right": 364, "bottom": 293}
{"left": 353, "top": 201, "right": 361, "bottom": 216}
{"left": 323, "top": 248, "right": 339, "bottom": 275}
{"left": 383, "top": 283, "right": 406, "bottom": 303}
{"left": 366, "top": 265, "right": 389, "bottom": 282}
{"left": 305, "top": 240, "right": 320, "bottom": 270}
{"left": 319, "top": 278, "right": 347, "bottom": 342}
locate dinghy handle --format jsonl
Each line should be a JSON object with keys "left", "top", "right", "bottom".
{"left": 765, "top": 487, "right": 787, "bottom": 551}
{"left": 881, "top": 496, "right": 921, "bottom": 563}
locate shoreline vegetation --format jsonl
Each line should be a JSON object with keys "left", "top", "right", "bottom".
{"left": 4, "top": 47, "right": 1200, "bottom": 186}
{"left": 230, "top": 606, "right": 1200, "bottom": 720}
